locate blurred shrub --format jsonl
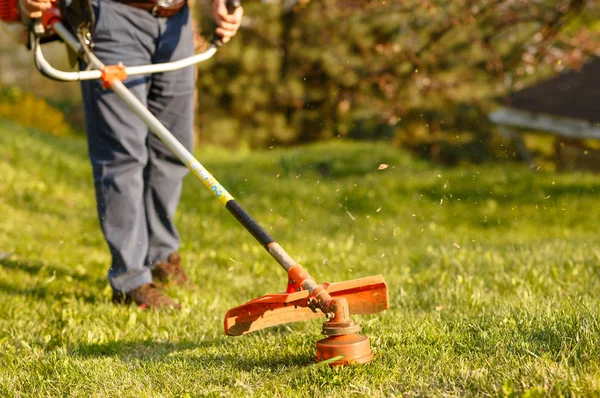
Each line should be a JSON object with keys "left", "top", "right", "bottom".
{"left": 0, "top": 86, "right": 73, "bottom": 137}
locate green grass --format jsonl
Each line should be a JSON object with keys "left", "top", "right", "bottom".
{"left": 1, "top": 119, "right": 600, "bottom": 396}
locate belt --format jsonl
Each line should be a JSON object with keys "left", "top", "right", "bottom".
{"left": 113, "top": 0, "right": 186, "bottom": 17}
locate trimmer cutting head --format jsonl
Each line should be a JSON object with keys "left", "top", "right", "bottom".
{"left": 316, "top": 334, "right": 374, "bottom": 365}
{"left": 224, "top": 274, "right": 388, "bottom": 366}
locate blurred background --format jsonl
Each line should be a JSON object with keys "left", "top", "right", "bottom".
{"left": 1, "top": 0, "right": 599, "bottom": 168}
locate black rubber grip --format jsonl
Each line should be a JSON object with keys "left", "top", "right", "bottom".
{"left": 226, "top": 0, "right": 241, "bottom": 13}
{"left": 226, "top": 200, "right": 275, "bottom": 248}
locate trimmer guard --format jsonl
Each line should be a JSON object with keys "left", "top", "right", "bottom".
{"left": 224, "top": 275, "right": 388, "bottom": 336}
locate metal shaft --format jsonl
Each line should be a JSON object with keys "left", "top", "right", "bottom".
{"left": 44, "top": 22, "right": 314, "bottom": 292}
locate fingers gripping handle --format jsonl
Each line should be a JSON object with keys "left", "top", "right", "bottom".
{"left": 211, "top": 0, "right": 241, "bottom": 47}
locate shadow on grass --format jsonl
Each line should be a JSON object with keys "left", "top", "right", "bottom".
{"left": 0, "top": 280, "right": 96, "bottom": 304}
{"left": 0, "top": 278, "right": 101, "bottom": 304}
{"left": 0, "top": 257, "right": 96, "bottom": 283}
{"left": 0, "top": 257, "right": 102, "bottom": 304}
{"left": 73, "top": 338, "right": 314, "bottom": 369}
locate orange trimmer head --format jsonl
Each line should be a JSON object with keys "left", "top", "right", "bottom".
{"left": 225, "top": 267, "right": 389, "bottom": 366}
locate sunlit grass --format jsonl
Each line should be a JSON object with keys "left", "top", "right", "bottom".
{"left": 1, "top": 119, "right": 600, "bottom": 396}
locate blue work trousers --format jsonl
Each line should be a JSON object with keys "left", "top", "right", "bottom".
{"left": 80, "top": 0, "right": 195, "bottom": 293}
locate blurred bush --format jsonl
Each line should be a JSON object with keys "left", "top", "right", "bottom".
{"left": 0, "top": 86, "right": 74, "bottom": 137}
{"left": 1, "top": 0, "right": 599, "bottom": 166}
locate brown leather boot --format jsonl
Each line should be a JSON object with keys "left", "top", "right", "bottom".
{"left": 151, "top": 253, "right": 193, "bottom": 287}
{"left": 112, "top": 283, "right": 181, "bottom": 310}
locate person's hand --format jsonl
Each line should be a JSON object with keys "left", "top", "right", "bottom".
{"left": 19, "top": 0, "right": 54, "bottom": 18}
{"left": 212, "top": 0, "right": 243, "bottom": 44}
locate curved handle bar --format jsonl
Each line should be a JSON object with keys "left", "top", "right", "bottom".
{"left": 33, "top": 0, "right": 242, "bottom": 82}
{"left": 34, "top": 21, "right": 218, "bottom": 82}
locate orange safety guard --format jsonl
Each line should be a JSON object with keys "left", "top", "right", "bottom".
{"left": 224, "top": 275, "right": 389, "bottom": 336}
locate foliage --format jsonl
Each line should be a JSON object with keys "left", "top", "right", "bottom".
{"left": 2, "top": 120, "right": 600, "bottom": 395}
{"left": 2, "top": 1, "right": 599, "bottom": 160}
{"left": 0, "top": 85, "right": 74, "bottom": 137}
{"left": 195, "top": 0, "right": 600, "bottom": 154}
{"left": 0, "top": 35, "right": 84, "bottom": 132}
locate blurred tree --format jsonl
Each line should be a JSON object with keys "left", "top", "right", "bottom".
{"left": 2, "top": 0, "right": 599, "bottom": 160}
{"left": 195, "top": 0, "right": 600, "bottom": 159}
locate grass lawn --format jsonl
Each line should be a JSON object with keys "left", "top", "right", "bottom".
{"left": 1, "top": 119, "right": 600, "bottom": 396}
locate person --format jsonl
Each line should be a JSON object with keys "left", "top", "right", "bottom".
{"left": 19, "top": 0, "right": 243, "bottom": 309}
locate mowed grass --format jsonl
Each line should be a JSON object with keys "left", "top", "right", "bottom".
{"left": 1, "top": 119, "right": 600, "bottom": 396}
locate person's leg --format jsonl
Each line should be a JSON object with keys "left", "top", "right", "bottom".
{"left": 81, "top": 0, "right": 161, "bottom": 293}
{"left": 144, "top": 6, "right": 196, "bottom": 266}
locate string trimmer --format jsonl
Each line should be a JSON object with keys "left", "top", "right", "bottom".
{"left": 0, "top": 0, "right": 389, "bottom": 366}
